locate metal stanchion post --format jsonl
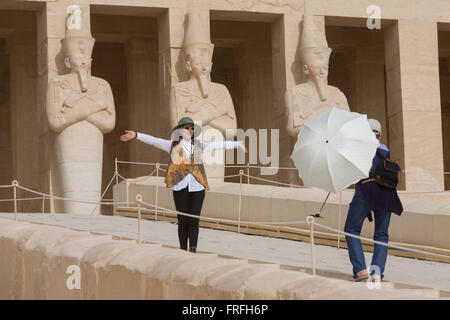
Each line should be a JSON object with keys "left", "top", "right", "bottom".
{"left": 115, "top": 157, "right": 118, "bottom": 185}
{"left": 306, "top": 216, "right": 316, "bottom": 276}
{"left": 12, "top": 180, "right": 18, "bottom": 220}
{"left": 42, "top": 195, "right": 46, "bottom": 214}
{"left": 338, "top": 191, "right": 342, "bottom": 249}
{"left": 155, "top": 163, "right": 160, "bottom": 221}
{"left": 246, "top": 163, "right": 250, "bottom": 184}
{"left": 136, "top": 194, "right": 142, "bottom": 245}
{"left": 126, "top": 181, "right": 130, "bottom": 207}
{"left": 238, "top": 170, "right": 243, "bottom": 233}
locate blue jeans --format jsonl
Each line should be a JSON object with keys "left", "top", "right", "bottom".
{"left": 344, "top": 192, "right": 391, "bottom": 279}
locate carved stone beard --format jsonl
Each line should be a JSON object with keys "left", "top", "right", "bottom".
{"left": 197, "top": 74, "right": 210, "bottom": 98}
{"left": 77, "top": 68, "right": 89, "bottom": 92}
{"left": 312, "top": 76, "right": 328, "bottom": 101}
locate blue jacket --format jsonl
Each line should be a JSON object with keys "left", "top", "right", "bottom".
{"left": 355, "top": 144, "right": 403, "bottom": 216}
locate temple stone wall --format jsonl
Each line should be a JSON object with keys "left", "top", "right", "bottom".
{"left": 0, "top": 0, "right": 449, "bottom": 215}
{"left": 0, "top": 38, "right": 12, "bottom": 212}
{"left": 0, "top": 218, "right": 434, "bottom": 299}
{"left": 438, "top": 29, "right": 450, "bottom": 190}
{"left": 210, "top": 20, "right": 276, "bottom": 184}
{"left": 0, "top": 10, "right": 38, "bottom": 213}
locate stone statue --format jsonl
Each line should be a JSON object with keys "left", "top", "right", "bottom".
{"left": 170, "top": 10, "right": 237, "bottom": 183}
{"left": 285, "top": 15, "right": 350, "bottom": 138}
{"left": 46, "top": 5, "right": 115, "bottom": 214}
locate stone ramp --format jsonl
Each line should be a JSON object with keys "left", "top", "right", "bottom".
{"left": 0, "top": 213, "right": 449, "bottom": 299}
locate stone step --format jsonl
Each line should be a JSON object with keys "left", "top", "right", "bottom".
{"left": 395, "top": 288, "right": 440, "bottom": 298}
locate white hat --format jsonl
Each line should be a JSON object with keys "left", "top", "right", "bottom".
{"left": 368, "top": 119, "right": 382, "bottom": 135}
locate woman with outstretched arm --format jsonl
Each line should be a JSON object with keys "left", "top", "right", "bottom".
{"left": 120, "top": 117, "right": 247, "bottom": 253}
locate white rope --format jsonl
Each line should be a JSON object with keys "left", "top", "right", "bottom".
{"left": 116, "top": 160, "right": 168, "bottom": 167}
{"left": 118, "top": 168, "right": 158, "bottom": 183}
{"left": 138, "top": 198, "right": 307, "bottom": 226}
{"left": 225, "top": 164, "right": 298, "bottom": 170}
{"left": 398, "top": 190, "right": 450, "bottom": 195}
{"left": 311, "top": 221, "right": 450, "bottom": 260}
{"left": 14, "top": 185, "right": 135, "bottom": 206}
{"left": 208, "top": 174, "right": 242, "bottom": 179}
{"left": 240, "top": 173, "right": 305, "bottom": 188}
{"left": 116, "top": 160, "right": 450, "bottom": 175}
{"left": 403, "top": 170, "right": 450, "bottom": 175}
{"left": 0, "top": 197, "right": 43, "bottom": 202}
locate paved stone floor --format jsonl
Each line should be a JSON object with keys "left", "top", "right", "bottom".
{"left": 1, "top": 212, "right": 449, "bottom": 292}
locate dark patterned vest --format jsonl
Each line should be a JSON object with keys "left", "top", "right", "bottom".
{"left": 164, "top": 139, "right": 210, "bottom": 190}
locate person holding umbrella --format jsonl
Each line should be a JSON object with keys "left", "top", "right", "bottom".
{"left": 344, "top": 119, "right": 403, "bottom": 282}
{"left": 120, "top": 117, "right": 247, "bottom": 253}
{"left": 290, "top": 108, "right": 397, "bottom": 279}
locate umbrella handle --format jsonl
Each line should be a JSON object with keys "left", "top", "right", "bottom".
{"left": 311, "top": 192, "right": 331, "bottom": 218}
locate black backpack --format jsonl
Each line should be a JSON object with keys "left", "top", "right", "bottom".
{"left": 373, "top": 149, "right": 401, "bottom": 189}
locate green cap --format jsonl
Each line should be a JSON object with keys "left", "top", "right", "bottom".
{"left": 172, "top": 117, "right": 202, "bottom": 139}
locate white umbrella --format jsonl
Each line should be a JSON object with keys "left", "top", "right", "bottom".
{"left": 290, "top": 107, "right": 379, "bottom": 215}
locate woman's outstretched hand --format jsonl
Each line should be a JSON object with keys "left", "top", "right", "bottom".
{"left": 120, "top": 130, "right": 136, "bottom": 142}
{"left": 238, "top": 141, "right": 248, "bottom": 153}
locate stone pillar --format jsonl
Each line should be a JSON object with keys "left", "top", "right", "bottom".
{"left": 157, "top": 7, "right": 188, "bottom": 178}
{"left": 37, "top": 1, "right": 91, "bottom": 212}
{"left": 384, "top": 20, "right": 444, "bottom": 191}
{"left": 125, "top": 38, "right": 160, "bottom": 178}
{"left": 9, "top": 31, "right": 39, "bottom": 212}
{"left": 349, "top": 46, "right": 388, "bottom": 146}
{"left": 272, "top": 13, "right": 304, "bottom": 185}
{"left": 0, "top": 42, "right": 12, "bottom": 212}
{"left": 158, "top": 7, "right": 188, "bottom": 122}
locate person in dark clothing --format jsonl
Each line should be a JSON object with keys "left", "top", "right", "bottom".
{"left": 344, "top": 119, "right": 403, "bottom": 282}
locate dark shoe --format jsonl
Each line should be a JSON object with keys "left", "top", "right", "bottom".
{"left": 189, "top": 247, "right": 196, "bottom": 253}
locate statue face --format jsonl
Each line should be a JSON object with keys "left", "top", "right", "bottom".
{"left": 304, "top": 63, "right": 329, "bottom": 101}
{"left": 65, "top": 52, "right": 92, "bottom": 73}
{"left": 185, "top": 46, "right": 213, "bottom": 98}
{"left": 189, "top": 59, "right": 212, "bottom": 78}
{"left": 185, "top": 46, "right": 212, "bottom": 77}
{"left": 304, "top": 63, "right": 328, "bottom": 81}
{"left": 64, "top": 51, "right": 92, "bottom": 92}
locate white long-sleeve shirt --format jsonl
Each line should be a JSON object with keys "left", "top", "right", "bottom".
{"left": 136, "top": 132, "right": 240, "bottom": 192}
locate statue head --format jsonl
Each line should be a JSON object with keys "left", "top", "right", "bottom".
{"left": 300, "top": 15, "right": 332, "bottom": 101}
{"left": 185, "top": 45, "right": 213, "bottom": 79}
{"left": 62, "top": 5, "right": 95, "bottom": 92}
{"left": 183, "top": 10, "right": 214, "bottom": 98}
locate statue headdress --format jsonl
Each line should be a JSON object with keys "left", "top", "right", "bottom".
{"left": 62, "top": 5, "right": 95, "bottom": 57}
{"left": 183, "top": 10, "right": 214, "bottom": 61}
{"left": 300, "top": 15, "right": 332, "bottom": 65}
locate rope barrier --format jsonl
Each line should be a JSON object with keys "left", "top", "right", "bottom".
{"left": 240, "top": 173, "right": 305, "bottom": 188}
{"left": 208, "top": 174, "right": 243, "bottom": 179}
{"left": 310, "top": 220, "right": 450, "bottom": 260}
{"left": 13, "top": 184, "right": 135, "bottom": 206}
{"left": 137, "top": 197, "right": 307, "bottom": 226}
{"left": 115, "top": 159, "right": 450, "bottom": 175}
{"left": 114, "top": 160, "right": 450, "bottom": 193}
{"left": 0, "top": 197, "right": 44, "bottom": 202}
{"left": 116, "top": 160, "right": 168, "bottom": 167}
{"left": 398, "top": 190, "right": 450, "bottom": 195}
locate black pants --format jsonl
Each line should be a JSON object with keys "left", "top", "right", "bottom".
{"left": 172, "top": 186, "right": 205, "bottom": 251}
